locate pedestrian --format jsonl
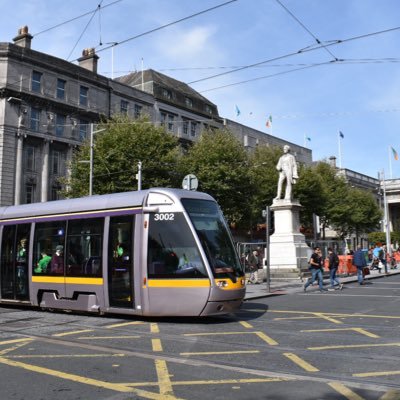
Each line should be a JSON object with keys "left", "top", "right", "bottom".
{"left": 353, "top": 244, "right": 367, "bottom": 285}
{"left": 304, "top": 247, "right": 327, "bottom": 292}
{"left": 371, "top": 243, "right": 383, "bottom": 273}
{"left": 247, "top": 250, "right": 261, "bottom": 284}
{"left": 327, "top": 247, "right": 343, "bottom": 290}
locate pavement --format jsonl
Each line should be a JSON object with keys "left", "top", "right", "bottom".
{"left": 244, "top": 267, "right": 400, "bottom": 300}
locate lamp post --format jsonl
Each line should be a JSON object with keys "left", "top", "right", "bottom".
{"left": 105, "top": 42, "right": 118, "bottom": 79}
{"left": 89, "top": 123, "right": 106, "bottom": 196}
{"left": 380, "top": 170, "right": 392, "bottom": 272}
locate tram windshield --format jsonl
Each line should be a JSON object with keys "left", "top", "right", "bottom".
{"left": 182, "top": 199, "right": 243, "bottom": 280}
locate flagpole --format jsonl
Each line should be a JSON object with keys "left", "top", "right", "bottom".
{"left": 304, "top": 134, "right": 306, "bottom": 147}
{"left": 338, "top": 132, "right": 342, "bottom": 169}
{"left": 389, "top": 146, "right": 393, "bottom": 179}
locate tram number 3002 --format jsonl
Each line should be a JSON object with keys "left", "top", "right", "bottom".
{"left": 153, "top": 213, "right": 175, "bottom": 221}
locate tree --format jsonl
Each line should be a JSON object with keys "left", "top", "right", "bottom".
{"left": 180, "top": 129, "right": 251, "bottom": 227}
{"left": 64, "top": 115, "right": 181, "bottom": 197}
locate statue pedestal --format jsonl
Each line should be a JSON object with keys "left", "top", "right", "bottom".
{"left": 269, "top": 199, "right": 311, "bottom": 273}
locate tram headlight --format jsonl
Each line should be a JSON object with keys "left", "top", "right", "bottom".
{"left": 216, "top": 280, "right": 228, "bottom": 288}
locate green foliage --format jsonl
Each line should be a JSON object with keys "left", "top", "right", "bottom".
{"left": 63, "top": 117, "right": 384, "bottom": 241}
{"left": 180, "top": 129, "right": 251, "bottom": 226}
{"left": 64, "top": 115, "right": 181, "bottom": 197}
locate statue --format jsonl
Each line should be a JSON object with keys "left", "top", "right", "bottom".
{"left": 275, "top": 145, "right": 298, "bottom": 201}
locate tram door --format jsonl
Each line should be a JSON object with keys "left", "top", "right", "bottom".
{"left": 108, "top": 215, "right": 135, "bottom": 308}
{"left": 1, "top": 224, "right": 30, "bottom": 301}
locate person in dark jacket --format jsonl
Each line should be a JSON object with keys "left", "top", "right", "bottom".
{"left": 353, "top": 244, "right": 367, "bottom": 285}
{"left": 327, "top": 247, "right": 343, "bottom": 290}
{"left": 304, "top": 247, "right": 327, "bottom": 292}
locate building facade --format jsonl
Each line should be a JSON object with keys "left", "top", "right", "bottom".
{"left": 0, "top": 26, "right": 313, "bottom": 208}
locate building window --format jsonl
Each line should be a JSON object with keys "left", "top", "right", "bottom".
{"left": 185, "top": 97, "right": 193, "bottom": 108}
{"left": 161, "top": 88, "right": 172, "bottom": 100}
{"left": 190, "top": 122, "right": 197, "bottom": 137}
{"left": 160, "top": 112, "right": 167, "bottom": 126}
{"left": 30, "top": 107, "right": 40, "bottom": 131}
{"left": 56, "top": 114, "right": 66, "bottom": 136}
{"left": 80, "top": 86, "right": 88, "bottom": 106}
{"left": 134, "top": 104, "right": 142, "bottom": 119}
{"left": 167, "top": 115, "right": 174, "bottom": 132}
{"left": 79, "top": 120, "right": 88, "bottom": 141}
{"left": 120, "top": 100, "right": 129, "bottom": 114}
{"left": 31, "top": 71, "right": 42, "bottom": 93}
{"left": 57, "top": 79, "right": 66, "bottom": 100}
{"left": 205, "top": 104, "right": 213, "bottom": 115}
{"left": 52, "top": 151, "right": 61, "bottom": 175}
{"left": 51, "top": 186, "right": 61, "bottom": 201}
{"left": 183, "top": 119, "right": 189, "bottom": 135}
{"left": 25, "top": 146, "right": 35, "bottom": 171}
{"left": 25, "top": 184, "right": 35, "bottom": 204}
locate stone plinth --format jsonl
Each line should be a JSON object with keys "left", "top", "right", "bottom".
{"left": 269, "top": 199, "right": 311, "bottom": 272}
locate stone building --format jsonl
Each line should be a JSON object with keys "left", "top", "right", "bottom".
{"left": 0, "top": 26, "right": 312, "bottom": 207}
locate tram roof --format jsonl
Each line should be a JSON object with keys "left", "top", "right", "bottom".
{"left": 0, "top": 188, "right": 214, "bottom": 221}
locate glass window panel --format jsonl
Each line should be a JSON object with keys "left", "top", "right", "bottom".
{"left": 147, "top": 213, "right": 207, "bottom": 279}
{"left": 33, "top": 221, "right": 66, "bottom": 275}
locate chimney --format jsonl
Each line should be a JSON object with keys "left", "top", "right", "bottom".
{"left": 329, "top": 156, "right": 337, "bottom": 168}
{"left": 13, "top": 26, "right": 33, "bottom": 49}
{"left": 78, "top": 48, "right": 99, "bottom": 74}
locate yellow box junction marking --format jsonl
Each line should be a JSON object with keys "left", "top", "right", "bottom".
{"left": 155, "top": 359, "right": 174, "bottom": 397}
{"left": 327, "top": 382, "right": 365, "bottom": 400}
{"left": 283, "top": 352, "right": 319, "bottom": 372}
{"left": 105, "top": 321, "right": 147, "bottom": 329}
{"left": 52, "top": 329, "right": 93, "bottom": 337}
{"left": 301, "top": 328, "right": 380, "bottom": 338}
{"left": 150, "top": 323, "right": 160, "bottom": 334}
{"left": 0, "top": 356, "right": 181, "bottom": 399}
{"left": 353, "top": 370, "right": 400, "bottom": 378}
{"left": 180, "top": 350, "right": 260, "bottom": 356}
{"left": 239, "top": 321, "right": 253, "bottom": 329}
{"left": 0, "top": 338, "right": 34, "bottom": 346}
{"left": 78, "top": 336, "right": 141, "bottom": 340}
{"left": 184, "top": 331, "right": 278, "bottom": 345}
{"left": 0, "top": 339, "right": 34, "bottom": 356}
{"left": 152, "top": 339, "right": 163, "bottom": 352}
{"left": 309, "top": 342, "right": 400, "bottom": 351}
{"left": 8, "top": 353, "right": 126, "bottom": 359}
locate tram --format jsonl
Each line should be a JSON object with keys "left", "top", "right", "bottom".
{"left": 0, "top": 188, "right": 245, "bottom": 316}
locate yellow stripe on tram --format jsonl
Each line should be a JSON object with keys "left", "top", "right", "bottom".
{"left": 147, "top": 279, "right": 210, "bottom": 288}
{"left": 32, "top": 276, "right": 103, "bottom": 285}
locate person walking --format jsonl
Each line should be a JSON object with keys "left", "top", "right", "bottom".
{"left": 248, "top": 250, "right": 261, "bottom": 284}
{"left": 353, "top": 244, "right": 367, "bottom": 285}
{"left": 327, "top": 247, "right": 343, "bottom": 290}
{"left": 304, "top": 247, "right": 327, "bottom": 292}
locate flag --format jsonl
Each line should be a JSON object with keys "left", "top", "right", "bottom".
{"left": 306, "top": 136, "right": 311, "bottom": 142}
{"left": 339, "top": 131, "right": 344, "bottom": 138}
{"left": 266, "top": 115, "right": 272, "bottom": 128}
{"left": 391, "top": 146, "right": 399, "bottom": 161}
{"left": 235, "top": 105, "right": 240, "bottom": 117}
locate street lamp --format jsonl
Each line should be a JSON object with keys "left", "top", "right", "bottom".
{"left": 380, "top": 170, "right": 392, "bottom": 271}
{"left": 89, "top": 123, "right": 106, "bottom": 196}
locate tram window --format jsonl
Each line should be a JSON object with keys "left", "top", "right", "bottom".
{"left": 147, "top": 213, "right": 207, "bottom": 279}
{"left": 182, "top": 199, "right": 243, "bottom": 278}
{"left": 66, "top": 218, "right": 103, "bottom": 277}
{"left": 33, "top": 221, "right": 66, "bottom": 275}
{"left": 0, "top": 224, "right": 31, "bottom": 299}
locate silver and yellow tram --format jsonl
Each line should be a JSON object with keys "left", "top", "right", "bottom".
{"left": 0, "top": 188, "right": 245, "bottom": 316}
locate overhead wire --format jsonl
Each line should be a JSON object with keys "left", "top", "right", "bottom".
{"left": 274, "top": 0, "right": 339, "bottom": 61}
{"left": 188, "top": 25, "right": 400, "bottom": 86}
{"left": 81, "top": 0, "right": 239, "bottom": 59}
{"left": 32, "top": 0, "right": 124, "bottom": 37}
{"left": 67, "top": 1, "right": 104, "bottom": 61}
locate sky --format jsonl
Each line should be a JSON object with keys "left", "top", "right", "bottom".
{"left": 1, "top": 0, "right": 400, "bottom": 179}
